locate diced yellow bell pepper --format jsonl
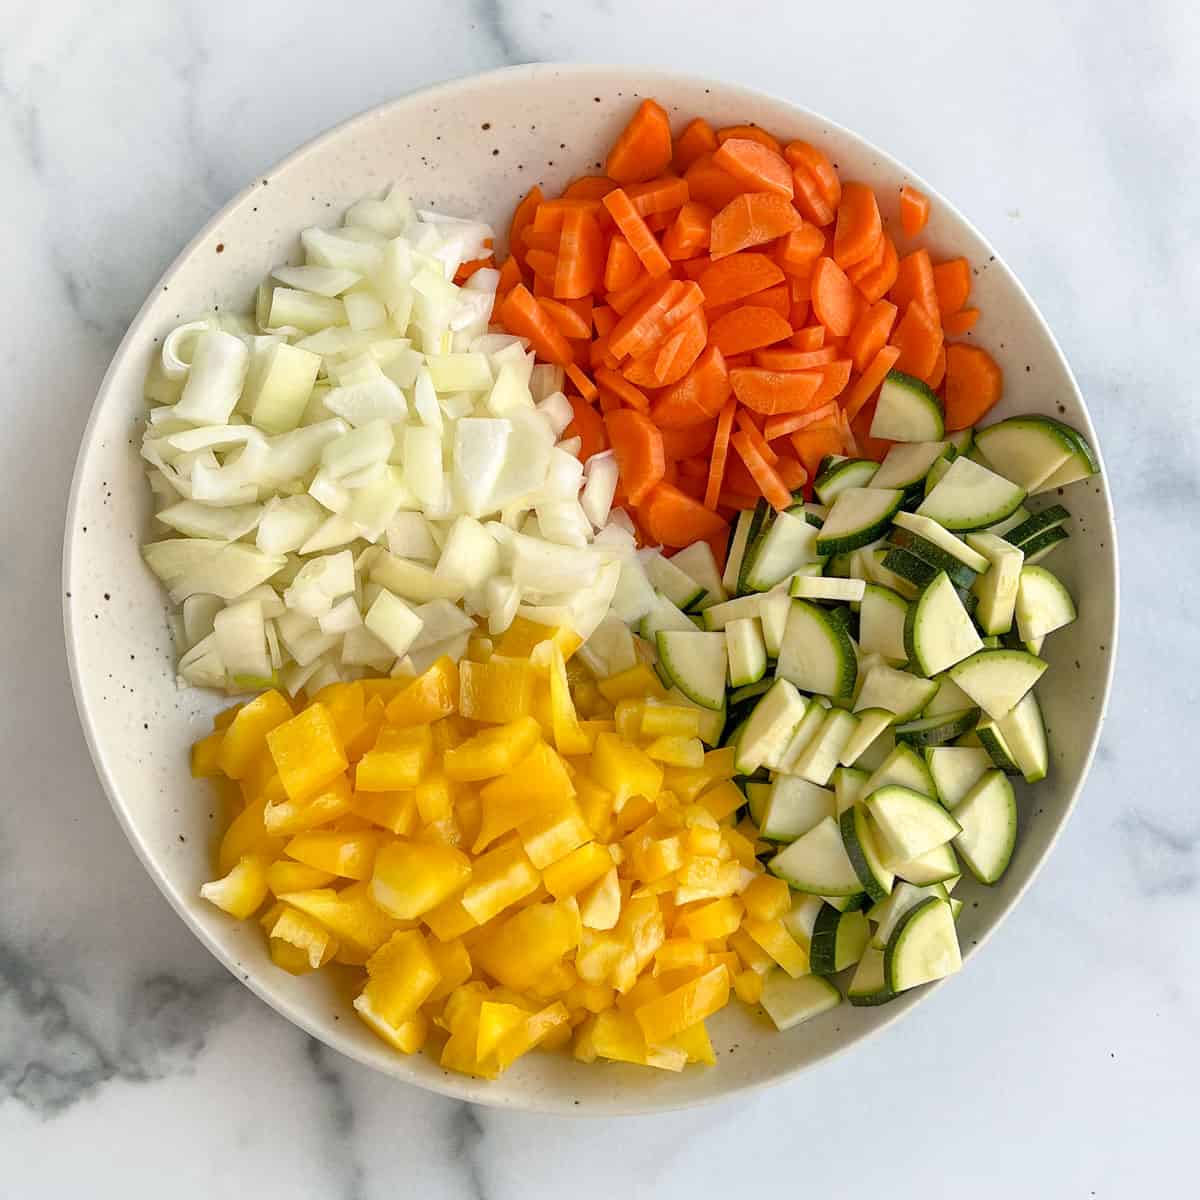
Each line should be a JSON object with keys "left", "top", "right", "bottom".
{"left": 474, "top": 742, "right": 576, "bottom": 853}
{"left": 218, "top": 690, "right": 294, "bottom": 780}
{"left": 591, "top": 733, "right": 663, "bottom": 809}
{"left": 640, "top": 701, "right": 703, "bottom": 738}
{"left": 267, "top": 904, "right": 338, "bottom": 971}
{"left": 200, "top": 854, "right": 269, "bottom": 919}
{"left": 733, "top": 968, "right": 765, "bottom": 1005}
{"left": 543, "top": 841, "right": 614, "bottom": 899}
{"left": 635, "top": 963, "right": 730, "bottom": 1045}
{"left": 385, "top": 655, "right": 459, "bottom": 725}
{"left": 466, "top": 633, "right": 494, "bottom": 662}
{"left": 266, "top": 703, "right": 348, "bottom": 803}
{"left": 476, "top": 1000, "right": 528, "bottom": 1064}
{"left": 674, "top": 857, "right": 748, "bottom": 903}
{"left": 355, "top": 1000, "right": 429, "bottom": 1054}
{"left": 360, "top": 676, "right": 412, "bottom": 702}
{"left": 266, "top": 859, "right": 335, "bottom": 895}
{"left": 425, "top": 937, "right": 473, "bottom": 1004}
{"left": 612, "top": 895, "right": 667, "bottom": 994}
{"left": 351, "top": 789, "right": 418, "bottom": 836}
{"left": 414, "top": 772, "right": 454, "bottom": 824}
{"left": 439, "top": 981, "right": 490, "bottom": 1035}
{"left": 356, "top": 928, "right": 441, "bottom": 1026}
{"left": 527, "top": 959, "right": 578, "bottom": 1000}
{"left": 597, "top": 664, "right": 668, "bottom": 704}
{"left": 741, "top": 874, "right": 791, "bottom": 922}
{"left": 613, "top": 793, "right": 658, "bottom": 837}
{"left": 686, "top": 826, "right": 723, "bottom": 857}
{"left": 578, "top": 865, "right": 621, "bottom": 931}
{"left": 728, "top": 926, "right": 775, "bottom": 975}
{"left": 472, "top": 897, "right": 582, "bottom": 992}
{"left": 355, "top": 725, "right": 433, "bottom": 792}
{"left": 743, "top": 917, "right": 810, "bottom": 979}
{"left": 548, "top": 642, "right": 591, "bottom": 756}
{"left": 312, "top": 681, "right": 368, "bottom": 751}
{"left": 708, "top": 949, "right": 741, "bottom": 977}
{"left": 575, "top": 775, "right": 615, "bottom": 840}
{"left": 675, "top": 895, "right": 745, "bottom": 942}
{"left": 455, "top": 788, "right": 483, "bottom": 848}
{"left": 697, "top": 779, "right": 747, "bottom": 822}
{"left": 459, "top": 656, "right": 535, "bottom": 724}
{"left": 423, "top": 895, "right": 479, "bottom": 942}
{"left": 216, "top": 796, "right": 279, "bottom": 875}
{"left": 268, "top": 939, "right": 317, "bottom": 975}
{"left": 589, "top": 1009, "right": 686, "bottom": 1071}
{"left": 278, "top": 883, "right": 409, "bottom": 956}
{"left": 653, "top": 938, "right": 708, "bottom": 976}
{"left": 721, "top": 824, "right": 761, "bottom": 867}
{"left": 496, "top": 617, "right": 577, "bottom": 660}
{"left": 519, "top": 799, "right": 592, "bottom": 869}
{"left": 645, "top": 736, "right": 705, "bottom": 767}
{"left": 213, "top": 703, "right": 241, "bottom": 731}
{"left": 666, "top": 1020, "right": 717, "bottom": 1065}
{"left": 565, "top": 979, "right": 616, "bottom": 1015}
{"left": 191, "top": 729, "right": 226, "bottom": 778}
{"left": 264, "top": 774, "right": 354, "bottom": 836}
{"left": 344, "top": 695, "right": 387, "bottom": 763}
{"left": 284, "top": 830, "right": 383, "bottom": 880}
{"left": 443, "top": 716, "right": 542, "bottom": 782}
{"left": 460, "top": 835, "right": 540, "bottom": 924}
{"left": 630, "top": 834, "right": 684, "bottom": 882}
{"left": 370, "top": 839, "right": 472, "bottom": 920}
{"left": 613, "top": 699, "right": 645, "bottom": 740}
{"left": 494, "top": 1002, "right": 571, "bottom": 1070}
{"left": 430, "top": 714, "right": 472, "bottom": 753}
{"left": 572, "top": 679, "right": 606, "bottom": 720}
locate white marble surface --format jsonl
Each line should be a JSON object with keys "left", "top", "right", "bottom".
{"left": 2, "top": 0, "right": 1195, "bottom": 1194}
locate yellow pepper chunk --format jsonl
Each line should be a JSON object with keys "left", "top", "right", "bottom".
{"left": 667, "top": 1020, "right": 717, "bottom": 1065}
{"left": 425, "top": 937, "right": 473, "bottom": 1004}
{"left": 653, "top": 938, "right": 708, "bottom": 976}
{"left": 284, "top": 830, "right": 383, "bottom": 881}
{"left": 542, "top": 842, "right": 614, "bottom": 899}
{"left": 354, "top": 929, "right": 441, "bottom": 1026}
{"left": 495, "top": 617, "right": 576, "bottom": 660}
{"left": 577, "top": 865, "right": 621, "bottom": 931}
{"left": 344, "top": 695, "right": 387, "bottom": 762}
{"left": 675, "top": 896, "right": 744, "bottom": 942}
{"left": 355, "top": 725, "right": 433, "bottom": 792}
{"left": 640, "top": 701, "right": 702, "bottom": 738}
{"left": 613, "top": 699, "right": 645, "bottom": 740}
{"left": 423, "top": 895, "right": 479, "bottom": 943}
{"left": 733, "top": 969, "right": 765, "bottom": 1005}
{"left": 698, "top": 779, "right": 747, "bottom": 822}
{"left": 414, "top": 772, "right": 455, "bottom": 824}
{"left": 311, "top": 682, "right": 368, "bottom": 750}
{"left": 218, "top": 690, "right": 294, "bottom": 780}
{"left": 744, "top": 917, "right": 810, "bottom": 979}
{"left": 190, "top": 729, "right": 226, "bottom": 778}
{"left": 443, "top": 716, "right": 542, "bottom": 782}
{"left": 597, "top": 664, "right": 668, "bottom": 704}
{"left": 459, "top": 656, "right": 535, "bottom": 723}
{"left": 460, "top": 835, "right": 540, "bottom": 924}
{"left": 635, "top": 964, "right": 730, "bottom": 1046}
{"left": 266, "top": 859, "right": 335, "bottom": 895}
{"left": 590, "top": 733, "right": 663, "bottom": 808}
{"left": 473, "top": 897, "right": 582, "bottom": 992}
{"left": 200, "top": 854, "right": 269, "bottom": 919}
{"left": 548, "top": 642, "right": 591, "bottom": 755}
{"left": 355, "top": 1003, "right": 429, "bottom": 1055}
{"left": 476, "top": 1001, "right": 528, "bottom": 1064}
{"left": 385, "top": 656, "right": 459, "bottom": 725}
{"left": 370, "top": 839, "right": 472, "bottom": 920}
{"left": 493, "top": 1001, "right": 571, "bottom": 1070}
{"left": 267, "top": 905, "right": 338, "bottom": 972}
{"left": 266, "top": 703, "right": 348, "bottom": 802}
{"left": 474, "top": 742, "right": 576, "bottom": 853}
{"left": 686, "top": 825, "right": 723, "bottom": 857}
{"left": 218, "top": 795, "right": 286, "bottom": 874}
{"left": 263, "top": 774, "right": 354, "bottom": 836}
{"left": 350, "top": 789, "right": 418, "bottom": 836}
{"left": 588, "top": 1009, "right": 686, "bottom": 1071}
{"left": 519, "top": 799, "right": 592, "bottom": 870}
{"left": 741, "top": 874, "right": 792, "bottom": 922}
{"left": 267, "top": 882, "right": 408, "bottom": 956}
{"left": 645, "top": 736, "right": 705, "bottom": 767}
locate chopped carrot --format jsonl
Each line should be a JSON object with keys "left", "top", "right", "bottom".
{"left": 603, "top": 188, "right": 672, "bottom": 278}
{"left": 673, "top": 117, "right": 719, "bottom": 174}
{"left": 783, "top": 142, "right": 842, "bottom": 212}
{"left": 623, "top": 309, "right": 707, "bottom": 388}
{"left": 750, "top": 283, "right": 791, "bottom": 319}
{"left": 790, "top": 326, "right": 825, "bottom": 351}
{"left": 454, "top": 255, "right": 495, "bottom": 284}
{"left": 791, "top": 166, "right": 835, "bottom": 226}
{"left": 710, "top": 193, "right": 803, "bottom": 259}
{"left": 927, "top": 344, "right": 947, "bottom": 391}
{"left": 539, "top": 296, "right": 593, "bottom": 341}
{"left": 932, "top": 257, "right": 971, "bottom": 316}
{"left": 625, "top": 176, "right": 690, "bottom": 217}
{"left": 735, "top": 407, "right": 779, "bottom": 465}
{"left": 790, "top": 424, "right": 845, "bottom": 480}
{"left": 716, "top": 124, "right": 783, "bottom": 155}
{"left": 597, "top": 386, "right": 620, "bottom": 414}
{"left": 944, "top": 345, "right": 1003, "bottom": 430}
{"left": 775, "top": 224, "right": 826, "bottom": 276}
{"left": 521, "top": 228, "right": 561, "bottom": 253}
{"left": 764, "top": 402, "right": 839, "bottom": 442}
{"left": 607, "top": 273, "right": 660, "bottom": 315}
{"left": 699, "top": 252, "right": 785, "bottom": 307}
{"left": 563, "top": 175, "right": 618, "bottom": 200}
{"left": 854, "top": 233, "right": 899, "bottom": 304}
{"left": 525, "top": 248, "right": 557, "bottom": 280}
{"left": 773, "top": 455, "right": 807, "bottom": 491}
{"left": 752, "top": 345, "right": 839, "bottom": 371}
{"left": 604, "top": 408, "right": 665, "bottom": 504}
{"left": 640, "top": 481, "right": 728, "bottom": 547}
{"left": 604, "top": 236, "right": 644, "bottom": 292}
{"left": 889, "top": 249, "right": 939, "bottom": 320}
{"left": 651, "top": 346, "right": 731, "bottom": 428}
{"left": 842, "top": 345, "right": 901, "bottom": 422}
{"left": 563, "top": 395, "right": 609, "bottom": 461}
{"left": 709, "top": 306, "right": 793, "bottom": 357}
{"left": 846, "top": 299, "right": 899, "bottom": 373}
{"left": 846, "top": 228, "right": 888, "bottom": 284}
{"left": 890, "top": 302, "right": 944, "bottom": 380}
{"left": 850, "top": 402, "right": 895, "bottom": 462}
{"left": 507, "top": 185, "right": 543, "bottom": 267}
{"left": 593, "top": 305, "right": 618, "bottom": 336}
{"left": 679, "top": 255, "right": 711, "bottom": 281}
{"left": 662, "top": 419, "right": 719, "bottom": 460}
{"left": 606, "top": 99, "right": 673, "bottom": 184}
{"left": 713, "top": 138, "right": 793, "bottom": 198}
{"left": 705, "top": 399, "right": 737, "bottom": 509}
{"left": 683, "top": 154, "right": 746, "bottom": 211}
{"left": 729, "top": 368, "right": 824, "bottom": 415}
{"left": 943, "top": 307, "right": 981, "bottom": 336}
{"left": 833, "top": 182, "right": 883, "bottom": 269}
{"left": 899, "top": 185, "right": 931, "bottom": 238}
{"left": 499, "top": 285, "right": 573, "bottom": 366}
{"left": 662, "top": 201, "right": 713, "bottom": 260}
{"left": 810, "top": 257, "right": 860, "bottom": 337}
{"left": 787, "top": 277, "right": 811, "bottom": 328}
{"left": 590, "top": 330, "right": 615, "bottom": 371}
{"left": 607, "top": 279, "right": 679, "bottom": 358}
{"left": 495, "top": 255, "right": 523, "bottom": 300}
{"left": 673, "top": 470, "right": 707, "bottom": 504}
{"left": 678, "top": 455, "right": 709, "bottom": 480}
{"left": 811, "top": 358, "right": 853, "bottom": 403}
{"left": 595, "top": 366, "right": 650, "bottom": 412}
{"left": 731, "top": 430, "right": 792, "bottom": 510}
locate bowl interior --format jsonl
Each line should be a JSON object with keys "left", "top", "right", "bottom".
{"left": 64, "top": 64, "right": 1117, "bottom": 1114}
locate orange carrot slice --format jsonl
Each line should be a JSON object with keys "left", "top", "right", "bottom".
{"left": 889, "top": 249, "right": 939, "bottom": 320}
{"left": 651, "top": 346, "right": 731, "bottom": 428}
{"left": 640, "top": 481, "right": 728, "bottom": 547}
{"left": 499, "top": 285, "right": 573, "bottom": 366}
{"left": 713, "top": 138, "right": 794, "bottom": 198}
{"left": 662, "top": 419, "right": 719, "bottom": 460}
{"left": 899, "top": 185, "right": 931, "bottom": 238}
{"left": 784, "top": 142, "right": 842, "bottom": 213}
{"left": 673, "top": 117, "right": 719, "bottom": 174}
{"left": 927, "top": 345, "right": 947, "bottom": 391}
{"left": 942, "top": 307, "right": 981, "bottom": 336}
{"left": 729, "top": 368, "right": 824, "bottom": 415}
{"left": 625, "top": 176, "right": 690, "bottom": 217}
{"left": 932, "top": 257, "right": 971, "bottom": 316}
{"left": 565, "top": 362, "right": 599, "bottom": 403}
{"left": 683, "top": 154, "right": 746, "bottom": 211}
{"left": 705, "top": 398, "right": 737, "bottom": 509}
{"left": 507, "top": 185, "right": 542, "bottom": 267}
{"left": 749, "top": 283, "right": 790, "bottom": 319}
{"left": 661, "top": 201, "right": 713, "bottom": 260}
{"left": 709, "top": 306, "right": 793, "bottom": 357}
{"left": 603, "top": 188, "right": 671, "bottom": 278}
{"left": 605, "top": 99, "right": 673, "bottom": 184}
{"left": 944, "top": 345, "right": 1003, "bottom": 430}
{"left": 890, "top": 302, "right": 944, "bottom": 381}
{"left": 735, "top": 407, "right": 779, "bottom": 465}
{"left": 790, "top": 424, "right": 845, "bottom": 480}
{"left": 563, "top": 175, "right": 618, "bottom": 201}
{"left": 716, "top": 124, "right": 783, "bottom": 155}
{"left": 790, "top": 326, "right": 825, "bottom": 351}
{"left": 699, "top": 252, "right": 785, "bottom": 307}
{"left": 752, "top": 345, "right": 839, "bottom": 370}
{"left": 604, "top": 235, "right": 643, "bottom": 292}
{"left": 854, "top": 234, "right": 899, "bottom": 304}
{"left": 604, "top": 408, "right": 665, "bottom": 504}
{"left": 846, "top": 299, "right": 899, "bottom": 373}
{"left": 810, "top": 257, "right": 860, "bottom": 337}
{"left": 775, "top": 224, "right": 826, "bottom": 276}
{"left": 842, "top": 345, "right": 901, "bottom": 422}
{"left": 539, "top": 297, "right": 593, "bottom": 341}
{"left": 833, "top": 182, "right": 883, "bottom": 269}
{"left": 764, "top": 403, "right": 839, "bottom": 442}
{"left": 731, "top": 430, "right": 792, "bottom": 510}
{"left": 710, "top": 193, "right": 804, "bottom": 260}
{"left": 564, "top": 395, "right": 609, "bottom": 460}
{"left": 594, "top": 366, "right": 650, "bottom": 413}
{"left": 773, "top": 455, "right": 808, "bottom": 492}
{"left": 811, "top": 359, "right": 853, "bottom": 403}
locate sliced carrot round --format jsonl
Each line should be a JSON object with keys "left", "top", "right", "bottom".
{"left": 604, "top": 408, "right": 665, "bottom": 505}
{"left": 605, "top": 99, "right": 673, "bottom": 184}
{"left": 639, "top": 482, "right": 728, "bottom": 547}
{"left": 944, "top": 345, "right": 1003, "bottom": 430}
{"left": 563, "top": 396, "right": 609, "bottom": 461}
{"left": 899, "top": 185, "right": 931, "bottom": 238}
{"left": 810, "top": 257, "right": 860, "bottom": 337}
{"left": 833, "top": 182, "right": 883, "bottom": 270}
{"left": 712, "top": 138, "right": 794, "bottom": 198}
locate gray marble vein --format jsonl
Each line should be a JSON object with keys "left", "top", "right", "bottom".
{"left": 305, "top": 1038, "right": 367, "bottom": 1200}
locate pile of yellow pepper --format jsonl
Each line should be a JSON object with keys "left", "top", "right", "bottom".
{"left": 192, "top": 617, "right": 803, "bottom": 1078}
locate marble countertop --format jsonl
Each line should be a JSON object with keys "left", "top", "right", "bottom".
{"left": 3, "top": 0, "right": 1195, "bottom": 1194}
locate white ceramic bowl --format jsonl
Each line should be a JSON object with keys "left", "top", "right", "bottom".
{"left": 64, "top": 64, "right": 1117, "bottom": 1114}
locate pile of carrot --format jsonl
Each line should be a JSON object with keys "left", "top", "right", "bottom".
{"left": 490, "top": 98, "right": 1003, "bottom": 557}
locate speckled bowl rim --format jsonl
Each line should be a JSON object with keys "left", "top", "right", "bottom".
{"left": 63, "top": 63, "right": 1119, "bottom": 1115}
